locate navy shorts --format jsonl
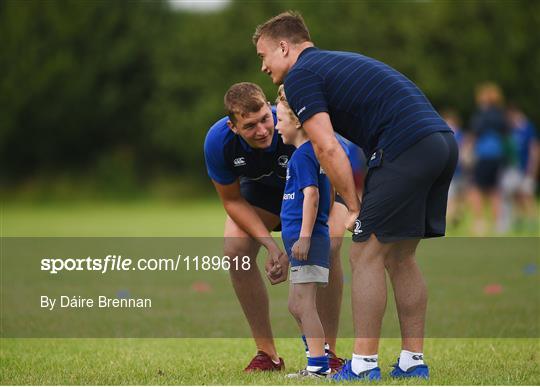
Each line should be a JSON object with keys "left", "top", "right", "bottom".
{"left": 240, "top": 179, "right": 283, "bottom": 231}
{"left": 474, "top": 158, "right": 502, "bottom": 191}
{"left": 353, "top": 131, "right": 458, "bottom": 243}
{"left": 334, "top": 193, "right": 347, "bottom": 208}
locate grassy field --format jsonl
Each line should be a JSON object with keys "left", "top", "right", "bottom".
{"left": 1, "top": 199, "right": 539, "bottom": 385}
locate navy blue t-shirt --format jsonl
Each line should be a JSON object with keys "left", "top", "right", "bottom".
{"left": 281, "top": 141, "right": 331, "bottom": 238}
{"left": 470, "top": 106, "right": 507, "bottom": 160}
{"left": 284, "top": 47, "right": 451, "bottom": 161}
{"left": 204, "top": 107, "right": 295, "bottom": 189}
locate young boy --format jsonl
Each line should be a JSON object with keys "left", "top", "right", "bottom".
{"left": 276, "top": 85, "right": 332, "bottom": 378}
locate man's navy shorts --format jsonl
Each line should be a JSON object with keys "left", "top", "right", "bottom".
{"left": 240, "top": 178, "right": 283, "bottom": 217}
{"left": 353, "top": 131, "right": 458, "bottom": 243}
{"left": 240, "top": 179, "right": 283, "bottom": 231}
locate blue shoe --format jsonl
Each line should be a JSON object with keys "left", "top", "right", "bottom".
{"left": 331, "top": 360, "right": 381, "bottom": 381}
{"left": 390, "top": 359, "right": 429, "bottom": 379}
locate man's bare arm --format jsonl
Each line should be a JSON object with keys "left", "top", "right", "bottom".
{"left": 302, "top": 112, "right": 360, "bottom": 230}
{"left": 212, "top": 179, "right": 287, "bottom": 283}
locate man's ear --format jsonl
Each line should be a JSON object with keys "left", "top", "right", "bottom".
{"left": 279, "top": 40, "right": 289, "bottom": 56}
{"left": 226, "top": 119, "right": 238, "bottom": 134}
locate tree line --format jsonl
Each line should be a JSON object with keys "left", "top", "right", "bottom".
{"left": 1, "top": 0, "right": 538, "bottom": 192}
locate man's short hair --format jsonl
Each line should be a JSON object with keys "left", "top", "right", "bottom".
{"left": 224, "top": 82, "right": 267, "bottom": 124}
{"left": 252, "top": 10, "right": 311, "bottom": 46}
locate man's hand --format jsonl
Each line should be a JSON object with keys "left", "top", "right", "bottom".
{"left": 291, "top": 237, "right": 311, "bottom": 260}
{"left": 345, "top": 208, "right": 361, "bottom": 232}
{"left": 265, "top": 250, "right": 289, "bottom": 285}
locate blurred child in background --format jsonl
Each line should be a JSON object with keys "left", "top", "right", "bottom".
{"left": 503, "top": 104, "right": 539, "bottom": 232}
{"left": 468, "top": 82, "right": 508, "bottom": 235}
{"left": 441, "top": 109, "right": 471, "bottom": 228}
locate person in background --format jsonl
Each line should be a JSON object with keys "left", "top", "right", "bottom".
{"left": 504, "top": 104, "right": 539, "bottom": 232}
{"left": 441, "top": 109, "right": 471, "bottom": 229}
{"left": 468, "top": 82, "right": 507, "bottom": 235}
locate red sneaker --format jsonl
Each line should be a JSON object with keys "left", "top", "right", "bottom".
{"left": 244, "top": 350, "right": 285, "bottom": 372}
{"left": 328, "top": 350, "right": 345, "bottom": 371}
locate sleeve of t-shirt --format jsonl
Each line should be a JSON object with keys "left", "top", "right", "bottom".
{"left": 336, "top": 134, "right": 351, "bottom": 158}
{"left": 284, "top": 68, "right": 328, "bottom": 124}
{"left": 292, "top": 149, "right": 320, "bottom": 191}
{"left": 204, "top": 129, "right": 237, "bottom": 185}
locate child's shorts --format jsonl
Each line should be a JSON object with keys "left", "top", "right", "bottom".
{"left": 282, "top": 233, "right": 330, "bottom": 285}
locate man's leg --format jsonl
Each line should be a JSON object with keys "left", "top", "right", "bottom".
{"left": 384, "top": 239, "right": 424, "bottom": 353}
{"left": 350, "top": 234, "right": 392, "bottom": 356}
{"left": 316, "top": 202, "right": 347, "bottom": 352}
{"left": 224, "top": 207, "right": 280, "bottom": 361}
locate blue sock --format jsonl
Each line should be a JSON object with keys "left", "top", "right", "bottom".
{"left": 307, "top": 355, "right": 330, "bottom": 373}
{"left": 301, "top": 335, "right": 309, "bottom": 357}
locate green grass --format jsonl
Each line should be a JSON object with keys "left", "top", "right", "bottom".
{"left": 1, "top": 199, "right": 539, "bottom": 385}
{"left": 1, "top": 338, "right": 538, "bottom": 385}
{"left": 1, "top": 199, "right": 226, "bottom": 237}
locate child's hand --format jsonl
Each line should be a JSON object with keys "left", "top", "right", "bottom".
{"left": 292, "top": 237, "right": 311, "bottom": 260}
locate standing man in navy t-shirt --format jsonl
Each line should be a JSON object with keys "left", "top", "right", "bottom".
{"left": 253, "top": 11, "right": 458, "bottom": 381}
{"left": 204, "top": 82, "right": 347, "bottom": 372}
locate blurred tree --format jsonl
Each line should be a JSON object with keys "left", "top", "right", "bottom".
{"left": 0, "top": 0, "right": 170, "bottom": 182}
{"left": 0, "top": 0, "right": 538, "bottom": 191}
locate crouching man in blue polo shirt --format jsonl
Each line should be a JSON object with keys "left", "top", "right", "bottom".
{"left": 204, "top": 82, "right": 348, "bottom": 372}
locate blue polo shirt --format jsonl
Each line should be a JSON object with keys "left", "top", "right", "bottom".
{"left": 281, "top": 141, "right": 331, "bottom": 238}
{"left": 204, "top": 107, "right": 295, "bottom": 189}
{"left": 284, "top": 47, "right": 451, "bottom": 161}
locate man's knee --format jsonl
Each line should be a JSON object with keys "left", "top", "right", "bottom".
{"left": 349, "top": 234, "right": 386, "bottom": 269}
{"left": 384, "top": 240, "right": 420, "bottom": 271}
{"left": 329, "top": 237, "right": 343, "bottom": 264}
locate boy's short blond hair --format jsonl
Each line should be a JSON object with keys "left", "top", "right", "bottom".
{"left": 224, "top": 82, "right": 267, "bottom": 124}
{"left": 276, "top": 85, "right": 300, "bottom": 125}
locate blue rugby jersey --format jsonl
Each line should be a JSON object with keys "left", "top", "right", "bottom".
{"left": 284, "top": 47, "right": 451, "bottom": 162}
{"left": 204, "top": 107, "right": 295, "bottom": 188}
{"left": 280, "top": 141, "right": 331, "bottom": 238}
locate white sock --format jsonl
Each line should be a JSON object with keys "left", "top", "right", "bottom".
{"left": 399, "top": 350, "right": 424, "bottom": 371}
{"left": 351, "top": 353, "right": 378, "bottom": 374}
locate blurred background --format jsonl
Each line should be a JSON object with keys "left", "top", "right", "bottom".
{"left": 1, "top": 0, "right": 538, "bottom": 236}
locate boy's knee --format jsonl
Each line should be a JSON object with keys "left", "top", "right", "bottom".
{"left": 288, "top": 298, "right": 302, "bottom": 321}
